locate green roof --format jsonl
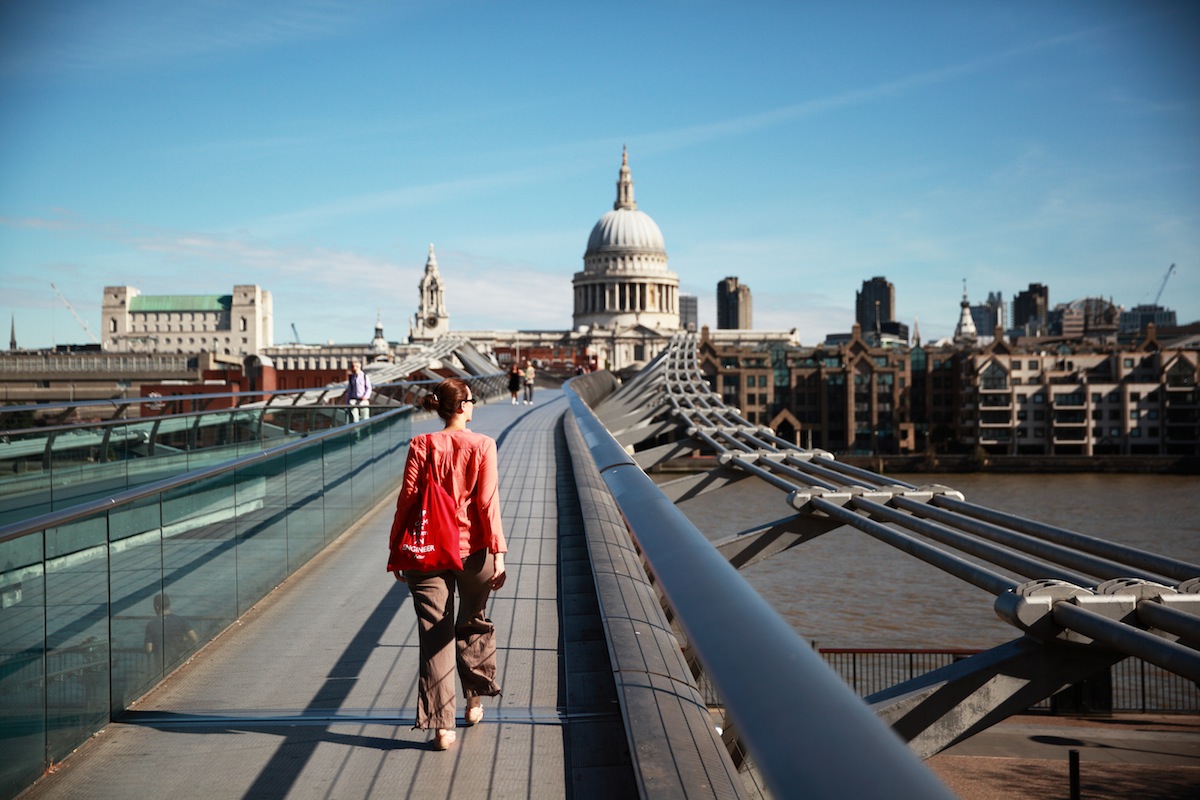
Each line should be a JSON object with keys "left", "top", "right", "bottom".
{"left": 129, "top": 295, "right": 232, "bottom": 312}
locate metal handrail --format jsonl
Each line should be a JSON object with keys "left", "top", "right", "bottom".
{"left": 564, "top": 376, "right": 955, "bottom": 799}
{"left": 0, "top": 405, "right": 412, "bottom": 546}
{"left": 0, "top": 374, "right": 498, "bottom": 427}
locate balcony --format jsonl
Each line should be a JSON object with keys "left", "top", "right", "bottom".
{"left": 1052, "top": 392, "right": 1085, "bottom": 407}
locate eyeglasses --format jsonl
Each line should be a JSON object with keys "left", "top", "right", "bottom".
{"left": 464, "top": 397, "right": 477, "bottom": 404}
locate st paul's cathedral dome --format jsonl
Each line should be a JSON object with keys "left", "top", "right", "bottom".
{"left": 573, "top": 148, "right": 679, "bottom": 332}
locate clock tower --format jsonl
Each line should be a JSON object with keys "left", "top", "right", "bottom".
{"left": 410, "top": 243, "right": 450, "bottom": 342}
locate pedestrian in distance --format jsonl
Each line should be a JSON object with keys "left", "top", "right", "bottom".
{"left": 522, "top": 359, "right": 536, "bottom": 405}
{"left": 507, "top": 363, "right": 522, "bottom": 405}
{"left": 388, "top": 378, "right": 507, "bottom": 751}
{"left": 344, "top": 360, "right": 372, "bottom": 423}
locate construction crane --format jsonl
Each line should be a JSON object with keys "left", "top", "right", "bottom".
{"left": 1153, "top": 263, "right": 1177, "bottom": 305}
{"left": 50, "top": 282, "right": 100, "bottom": 344}
{"left": 291, "top": 323, "right": 301, "bottom": 344}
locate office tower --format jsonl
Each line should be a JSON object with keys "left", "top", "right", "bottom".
{"left": 856, "top": 277, "right": 895, "bottom": 335}
{"left": 717, "top": 277, "right": 752, "bottom": 329}
{"left": 1012, "top": 283, "right": 1050, "bottom": 336}
{"left": 679, "top": 294, "right": 698, "bottom": 331}
{"left": 970, "top": 291, "right": 1007, "bottom": 336}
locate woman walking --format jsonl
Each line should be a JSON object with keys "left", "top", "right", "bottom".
{"left": 507, "top": 363, "right": 522, "bottom": 404}
{"left": 522, "top": 360, "right": 536, "bottom": 405}
{"left": 388, "top": 378, "right": 507, "bottom": 750}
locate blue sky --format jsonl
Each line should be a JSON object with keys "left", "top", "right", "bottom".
{"left": 2, "top": 0, "right": 1197, "bottom": 350}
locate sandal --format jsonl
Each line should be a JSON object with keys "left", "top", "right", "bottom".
{"left": 433, "top": 729, "right": 457, "bottom": 751}
{"left": 465, "top": 697, "right": 484, "bottom": 726}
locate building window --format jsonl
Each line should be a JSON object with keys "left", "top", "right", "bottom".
{"left": 981, "top": 362, "right": 1008, "bottom": 390}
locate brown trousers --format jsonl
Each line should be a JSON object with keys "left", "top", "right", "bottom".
{"left": 405, "top": 548, "right": 501, "bottom": 729}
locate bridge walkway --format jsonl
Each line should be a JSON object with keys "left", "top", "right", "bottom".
{"left": 20, "top": 389, "right": 636, "bottom": 800}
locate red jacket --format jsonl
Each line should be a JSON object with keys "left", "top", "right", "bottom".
{"left": 388, "top": 430, "right": 506, "bottom": 569}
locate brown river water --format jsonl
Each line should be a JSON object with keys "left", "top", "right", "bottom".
{"left": 671, "top": 472, "right": 1200, "bottom": 649}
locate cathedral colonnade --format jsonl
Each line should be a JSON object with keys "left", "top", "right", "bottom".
{"left": 574, "top": 280, "right": 678, "bottom": 315}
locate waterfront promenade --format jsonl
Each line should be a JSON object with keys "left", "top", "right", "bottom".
{"left": 19, "top": 390, "right": 637, "bottom": 800}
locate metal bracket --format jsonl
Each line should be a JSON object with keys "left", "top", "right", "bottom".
{"left": 719, "top": 451, "right": 787, "bottom": 466}
{"left": 995, "top": 578, "right": 1158, "bottom": 644}
{"left": 1095, "top": 578, "right": 1175, "bottom": 600}
{"left": 788, "top": 482, "right": 964, "bottom": 515}
{"left": 781, "top": 448, "right": 836, "bottom": 462}
{"left": 995, "top": 579, "right": 1093, "bottom": 643}
{"left": 787, "top": 484, "right": 894, "bottom": 513}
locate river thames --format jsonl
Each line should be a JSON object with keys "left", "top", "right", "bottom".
{"left": 673, "top": 472, "right": 1200, "bottom": 650}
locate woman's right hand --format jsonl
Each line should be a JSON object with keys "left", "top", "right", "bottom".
{"left": 490, "top": 553, "right": 506, "bottom": 591}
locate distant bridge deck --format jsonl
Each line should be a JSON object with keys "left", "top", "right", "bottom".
{"left": 19, "top": 390, "right": 643, "bottom": 800}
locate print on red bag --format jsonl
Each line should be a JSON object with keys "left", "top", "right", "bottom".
{"left": 388, "top": 451, "right": 464, "bottom": 573}
{"left": 403, "top": 509, "right": 438, "bottom": 558}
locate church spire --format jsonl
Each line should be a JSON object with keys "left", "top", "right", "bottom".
{"left": 614, "top": 145, "right": 636, "bottom": 210}
{"left": 411, "top": 243, "right": 449, "bottom": 342}
{"left": 954, "top": 279, "right": 978, "bottom": 346}
{"left": 371, "top": 308, "right": 388, "bottom": 353}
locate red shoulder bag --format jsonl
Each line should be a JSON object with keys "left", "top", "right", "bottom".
{"left": 387, "top": 448, "right": 464, "bottom": 572}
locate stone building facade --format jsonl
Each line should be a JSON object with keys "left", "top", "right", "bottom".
{"left": 697, "top": 325, "right": 1200, "bottom": 456}
{"left": 960, "top": 327, "right": 1199, "bottom": 456}
{"left": 101, "top": 285, "right": 273, "bottom": 356}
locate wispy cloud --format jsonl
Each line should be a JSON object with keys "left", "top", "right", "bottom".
{"left": 249, "top": 171, "right": 535, "bottom": 234}
{"left": 633, "top": 25, "right": 1112, "bottom": 157}
{"left": 247, "top": 23, "right": 1114, "bottom": 235}
{"left": 1, "top": 1, "right": 400, "bottom": 77}
{"left": 2, "top": 210, "right": 403, "bottom": 291}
